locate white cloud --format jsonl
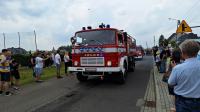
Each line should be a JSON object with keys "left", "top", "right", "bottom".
{"left": 0, "top": 0, "right": 200, "bottom": 50}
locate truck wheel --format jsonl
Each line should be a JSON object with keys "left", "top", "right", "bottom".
{"left": 129, "top": 63, "right": 135, "bottom": 72}
{"left": 128, "top": 57, "right": 135, "bottom": 72}
{"left": 118, "top": 62, "right": 127, "bottom": 84}
{"left": 76, "top": 72, "right": 88, "bottom": 82}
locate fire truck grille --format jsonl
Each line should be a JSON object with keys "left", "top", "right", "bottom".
{"left": 81, "top": 57, "right": 104, "bottom": 66}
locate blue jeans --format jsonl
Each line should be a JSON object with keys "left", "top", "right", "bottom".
{"left": 160, "top": 60, "right": 166, "bottom": 73}
{"left": 175, "top": 96, "right": 200, "bottom": 112}
{"left": 56, "top": 64, "right": 61, "bottom": 76}
{"left": 34, "top": 68, "right": 43, "bottom": 76}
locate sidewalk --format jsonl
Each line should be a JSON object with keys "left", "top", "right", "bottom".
{"left": 0, "top": 75, "right": 78, "bottom": 112}
{"left": 140, "top": 66, "right": 175, "bottom": 112}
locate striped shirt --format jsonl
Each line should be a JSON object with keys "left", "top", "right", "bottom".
{"left": 0, "top": 55, "right": 10, "bottom": 72}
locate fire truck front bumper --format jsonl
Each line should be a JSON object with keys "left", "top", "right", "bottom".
{"left": 68, "top": 67, "right": 121, "bottom": 72}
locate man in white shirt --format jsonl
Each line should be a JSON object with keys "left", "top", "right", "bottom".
{"left": 51, "top": 53, "right": 55, "bottom": 66}
{"left": 35, "top": 53, "right": 44, "bottom": 82}
{"left": 55, "top": 50, "right": 63, "bottom": 78}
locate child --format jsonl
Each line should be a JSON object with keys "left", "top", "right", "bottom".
{"left": 64, "top": 52, "right": 70, "bottom": 75}
{"left": 10, "top": 59, "right": 20, "bottom": 90}
{"left": 155, "top": 51, "right": 161, "bottom": 71}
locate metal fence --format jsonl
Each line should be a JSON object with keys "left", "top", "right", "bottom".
{"left": 0, "top": 31, "right": 38, "bottom": 51}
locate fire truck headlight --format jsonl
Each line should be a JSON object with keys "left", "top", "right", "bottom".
{"left": 107, "top": 61, "right": 112, "bottom": 66}
{"left": 74, "top": 61, "right": 78, "bottom": 66}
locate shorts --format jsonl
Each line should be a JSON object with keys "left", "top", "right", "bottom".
{"left": 56, "top": 64, "right": 61, "bottom": 71}
{"left": 0, "top": 72, "right": 10, "bottom": 82}
{"left": 56, "top": 64, "right": 61, "bottom": 69}
{"left": 11, "top": 71, "right": 20, "bottom": 80}
{"left": 34, "top": 68, "right": 43, "bottom": 76}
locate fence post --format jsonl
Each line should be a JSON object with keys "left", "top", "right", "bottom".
{"left": 3, "top": 33, "right": 6, "bottom": 49}
{"left": 18, "top": 32, "right": 21, "bottom": 48}
{"left": 34, "top": 30, "right": 38, "bottom": 50}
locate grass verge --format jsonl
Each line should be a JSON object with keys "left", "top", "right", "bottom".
{"left": 19, "top": 64, "right": 65, "bottom": 85}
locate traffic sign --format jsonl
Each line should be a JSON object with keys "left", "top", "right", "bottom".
{"left": 176, "top": 20, "right": 192, "bottom": 33}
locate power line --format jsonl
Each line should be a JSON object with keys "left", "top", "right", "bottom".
{"left": 189, "top": 7, "right": 200, "bottom": 23}
{"left": 184, "top": 0, "right": 200, "bottom": 21}
{"left": 189, "top": 14, "right": 200, "bottom": 23}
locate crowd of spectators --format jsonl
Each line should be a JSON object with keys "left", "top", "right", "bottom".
{"left": 0, "top": 49, "right": 71, "bottom": 96}
{"left": 153, "top": 40, "right": 200, "bottom": 112}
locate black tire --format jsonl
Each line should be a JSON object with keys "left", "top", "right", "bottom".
{"left": 128, "top": 57, "right": 135, "bottom": 72}
{"left": 76, "top": 72, "right": 88, "bottom": 82}
{"left": 118, "top": 62, "right": 127, "bottom": 84}
{"left": 129, "top": 63, "right": 135, "bottom": 72}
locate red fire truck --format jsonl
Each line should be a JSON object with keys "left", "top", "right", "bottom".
{"left": 69, "top": 25, "right": 137, "bottom": 83}
{"left": 135, "top": 45, "right": 144, "bottom": 60}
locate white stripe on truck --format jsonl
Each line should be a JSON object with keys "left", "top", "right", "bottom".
{"left": 72, "top": 48, "right": 126, "bottom": 54}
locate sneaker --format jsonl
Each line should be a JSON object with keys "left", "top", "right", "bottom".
{"left": 13, "top": 86, "right": 20, "bottom": 90}
{"left": 5, "top": 92, "right": 12, "bottom": 96}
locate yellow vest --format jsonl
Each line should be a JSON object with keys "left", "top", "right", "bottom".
{"left": 0, "top": 55, "right": 10, "bottom": 72}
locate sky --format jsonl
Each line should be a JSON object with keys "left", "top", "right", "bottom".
{"left": 0, "top": 0, "right": 200, "bottom": 50}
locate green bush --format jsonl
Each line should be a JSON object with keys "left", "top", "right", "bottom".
{"left": 12, "top": 54, "right": 31, "bottom": 67}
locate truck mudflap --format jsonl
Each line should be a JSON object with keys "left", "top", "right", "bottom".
{"left": 68, "top": 67, "right": 121, "bottom": 72}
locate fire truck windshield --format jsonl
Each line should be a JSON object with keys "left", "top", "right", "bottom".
{"left": 75, "top": 30, "right": 115, "bottom": 45}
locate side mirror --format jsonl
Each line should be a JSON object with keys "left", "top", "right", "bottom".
{"left": 71, "top": 36, "right": 76, "bottom": 45}
{"left": 123, "top": 32, "right": 128, "bottom": 42}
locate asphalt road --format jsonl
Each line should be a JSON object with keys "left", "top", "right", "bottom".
{"left": 35, "top": 56, "right": 153, "bottom": 112}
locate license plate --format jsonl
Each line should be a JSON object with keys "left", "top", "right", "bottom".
{"left": 85, "top": 68, "right": 97, "bottom": 71}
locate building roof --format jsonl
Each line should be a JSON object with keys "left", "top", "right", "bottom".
{"left": 7, "top": 47, "right": 27, "bottom": 54}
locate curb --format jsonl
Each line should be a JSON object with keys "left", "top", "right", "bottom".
{"left": 153, "top": 66, "right": 162, "bottom": 112}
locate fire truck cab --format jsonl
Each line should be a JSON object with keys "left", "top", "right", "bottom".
{"left": 69, "top": 25, "right": 137, "bottom": 83}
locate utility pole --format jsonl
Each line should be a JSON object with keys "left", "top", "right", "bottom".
{"left": 146, "top": 41, "right": 148, "bottom": 49}
{"left": 176, "top": 20, "right": 181, "bottom": 42}
{"left": 18, "top": 32, "right": 21, "bottom": 48}
{"left": 34, "top": 30, "right": 38, "bottom": 51}
{"left": 154, "top": 36, "right": 155, "bottom": 46}
{"left": 168, "top": 18, "right": 181, "bottom": 43}
{"left": 3, "top": 33, "right": 6, "bottom": 49}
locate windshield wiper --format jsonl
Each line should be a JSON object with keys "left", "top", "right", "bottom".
{"left": 89, "top": 39, "right": 104, "bottom": 45}
{"left": 75, "top": 37, "right": 88, "bottom": 46}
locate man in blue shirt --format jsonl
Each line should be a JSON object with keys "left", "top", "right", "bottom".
{"left": 168, "top": 40, "right": 200, "bottom": 112}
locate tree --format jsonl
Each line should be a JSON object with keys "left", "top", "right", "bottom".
{"left": 163, "top": 39, "right": 169, "bottom": 47}
{"left": 57, "top": 45, "right": 72, "bottom": 55}
{"left": 169, "top": 40, "right": 178, "bottom": 48}
{"left": 159, "top": 35, "right": 165, "bottom": 47}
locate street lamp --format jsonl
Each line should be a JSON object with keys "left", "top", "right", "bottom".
{"left": 168, "top": 18, "right": 181, "bottom": 43}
